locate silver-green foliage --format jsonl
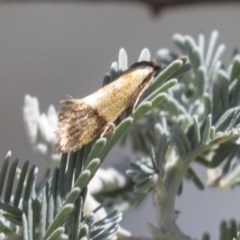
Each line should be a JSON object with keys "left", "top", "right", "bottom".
{"left": 124, "top": 31, "right": 240, "bottom": 240}
{"left": 1, "top": 46, "right": 186, "bottom": 240}
{"left": 1, "top": 30, "right": 240, "bottom": 240}
{"left": 0, "top": 151, "right": 122, "bottom": 240}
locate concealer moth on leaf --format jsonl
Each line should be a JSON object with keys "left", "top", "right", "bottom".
{"left": 55, "top": 61, "right": 161, "bottom": 152}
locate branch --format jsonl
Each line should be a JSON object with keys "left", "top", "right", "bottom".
{"left": 152, "top": 160, "right": 193, "bottom": 240}
{"left": 0, "top": 0, "right": 240, "bottom": 15}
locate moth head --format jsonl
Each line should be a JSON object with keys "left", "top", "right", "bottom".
{"left": 129, "top": 60, "right": 161, "bottom": 79}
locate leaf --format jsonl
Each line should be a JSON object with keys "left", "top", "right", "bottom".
{"left": 0, "top": 152, "right": 11, "bottom": 198}
{"left": 74, "top": 170, "right": 91, "bottom": 190}
{"left": 149, "top": 59, "right": 184, "bottom": 92}
{"left": 72, "top": 197, "right": 82, "bottom": 240}
{"left": 214, "top": 107, "right": 239, "bottom": 132}
{"left": 145, "top": 79, "right": 177, "bottom": 102}
{"left": 56, "top": 154, "right": 68, "bottom": 213}
{"left": 205, "top": 30, "right": 219, "bottom": 69}
{"left": 78, "top": 224, "right": 89, "bottom": 239}
{"left": 99, "top": 117, "right": 133, "bottom": 160}
{"left": 196, "top": 66, "right": 207, "bottom": 96}
{"left": 219, "top": 75, "right": 229, "bottom": 110}
{"left": 118, "top": 48, "right": 128, "bottom": 72}
{"left": 49, "top": 169, "right": 57, "bottom": 225}
{"left": 85, "top": 158, "right": 100, "bottom": 173}
{"left": 172, "top": 125, "right": 191, "bottom": 156}
{"left": 138, "top": 48, "right": 151, "bottom": 61}
{"left": 27, "top": 199, "right": 33, "bottom": 240}
{"left": 230, "top": 55, "right": 240, "bottom": 82}
{"left": 43, "top": 204, "right": 74, "bottom": 240}
{"left": 210, "top": 143, "right": 236, "bottom": 168}
{"left": 14, "top": 161, "right": 29, "bottom": 207}
{"left": 134, "top": 178, "right": 154, "bottom": 193}
{"left": 203, "top": 93, "right": 211, "bottom": 116}
{"left": 23, "top": 165, "right": 38, "bottom": 202}
{"left": 186, "top": 167, "right": 204, "bottom": 190}
{"left": 4, "top": 159, "right": 19, "bottom": 203}
{"left": 212, "top": 82, "right": 221, "bottom": 116}
{"left": 85, "top": 138, "right": 106, "bottom": 167}
{"left": 64, "top": 153, "right": 76, "bottom": 196}
{"left": 170, "top": 62, "right": 192, "bottom": 79}
{"left": 110, "top": 61, "right": 118, "bottom": 80}
{"left": 39, "top": 189, "right": 47, "bottom": 239}
{"left": 64, "top": 188, "right": 81, "bottom": 205}
{"left": 202, "top": 114, "right": 212, "bottom": 145}
{"left": 231, "top": 77, "right": 240, "bottom": 106}
{"left": 202, "top": 232, "right": 210, "bottom": 240}
{"left": 133, "top": 101, "right": 152, "bottom": 122}
{"left": 195, "top": 155, "right": 209, "bottom": 167}
{"left": 0, "top": 217, "right": 15, "bottom": 234}
{"left": 22, "top": 213, "right": 28, "bottom": 240}
{"left": 173, "top": 33, "right": 186, "bottom": 53}
{"left": 209, "top": 44, "right": 225, "bottom": 77}
{"left": 45, "top": 227, "right": 65, "bottom": 240}
{"left": 198, "top": 32, "right": 205, "bottom": 61}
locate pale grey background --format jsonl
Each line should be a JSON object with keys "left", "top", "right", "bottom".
{"left": 0, "top": 3, "right": 240, "bottom": 239}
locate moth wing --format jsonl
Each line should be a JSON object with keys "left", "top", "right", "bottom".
{"left": 55, "top": 99, "right": 106, "bottom": 152}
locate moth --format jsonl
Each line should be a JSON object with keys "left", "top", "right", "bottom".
{"left": 55, "top": 61, "right": 161, "bottom": 152}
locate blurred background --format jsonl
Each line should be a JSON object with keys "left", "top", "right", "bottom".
{"left": 0, "top": 2, "right": 240, "bottom": 239}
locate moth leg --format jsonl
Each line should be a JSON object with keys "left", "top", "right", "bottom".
{"left": 101, "top": 122, "right": 116, "bottom": 138}
{"left": 132, "top": 78, "right": 153, "bottom": 113}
